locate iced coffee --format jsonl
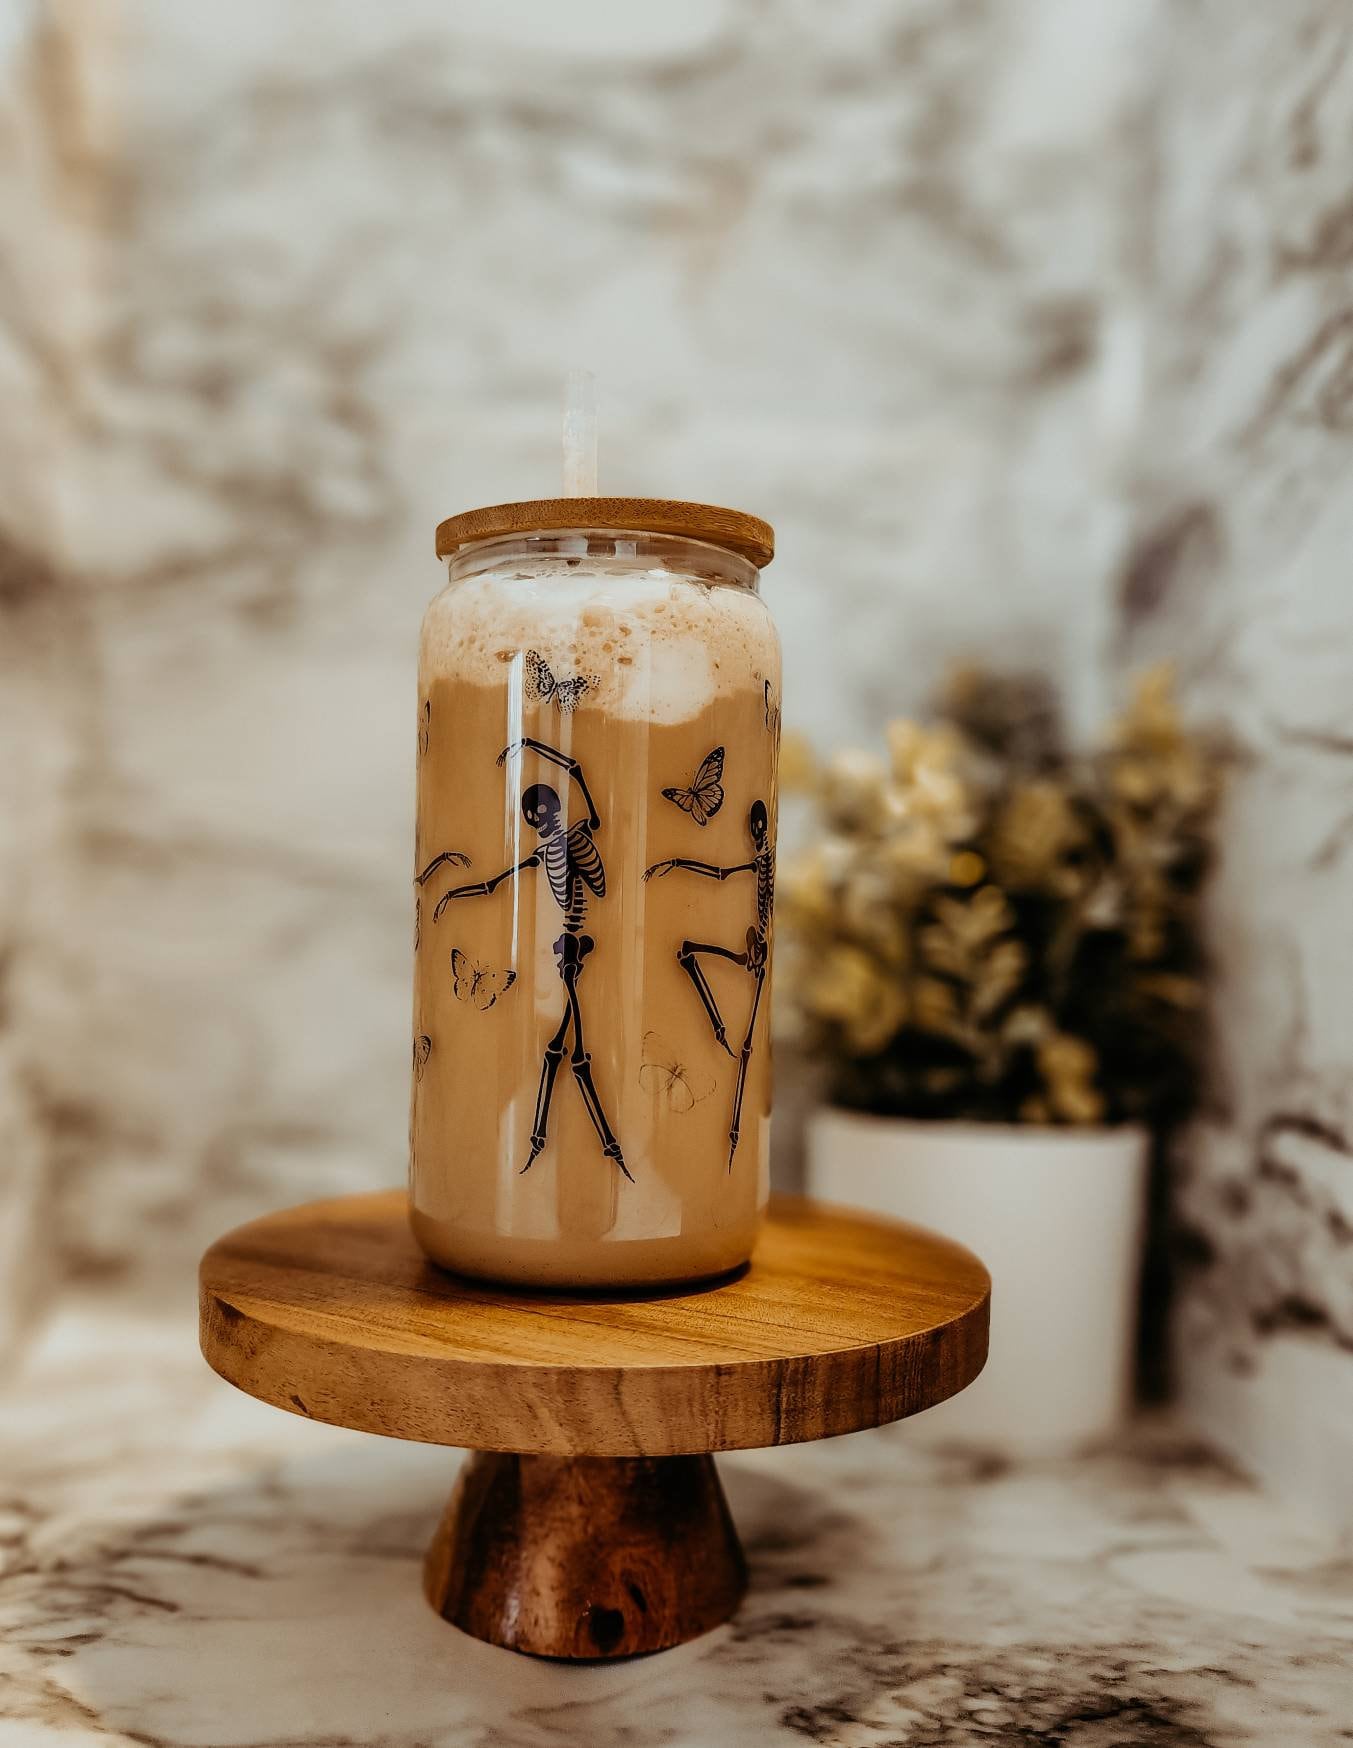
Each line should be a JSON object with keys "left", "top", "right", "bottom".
{"left": 409, "top": 504, "right": 779, "bottom": 1288}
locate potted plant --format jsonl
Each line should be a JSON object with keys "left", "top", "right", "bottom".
{"left": 781, "top": 667, "right": 1221, "bottom": 1453}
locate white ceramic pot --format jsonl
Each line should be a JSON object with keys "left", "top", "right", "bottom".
{"left": 806, "top": 1108, "right": 1149, "bottom": 1456}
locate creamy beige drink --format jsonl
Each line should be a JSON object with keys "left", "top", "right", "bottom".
{"left": 410, "top": 513, "right": 779, "bottom": 1287}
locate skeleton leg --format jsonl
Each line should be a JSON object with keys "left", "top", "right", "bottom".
{"left": 676, "top": 941, "right": 747, "bottom": 1058}
{"left": 521, "top": 1000, "right": 572, "bottom": 1175}
{"left": 562, "top": 943, "right": 633, "bottom": 1182}
{"left": 727, "top": 966, "right": 767, "bottom": 1170}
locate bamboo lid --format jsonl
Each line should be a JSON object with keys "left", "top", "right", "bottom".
{"left": 435, "top": 497, "right": 775, "bottom": 569}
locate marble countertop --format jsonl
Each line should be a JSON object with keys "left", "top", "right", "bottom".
{"left": 2, "top": 1302, "right": 1351, "bottom": 1748}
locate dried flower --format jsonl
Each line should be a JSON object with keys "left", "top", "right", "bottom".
{"left": 778, "top": 664, "right": 1222, "bottom": 1126}
{"left": 1036, "top": 1033, "right": 1105, "bottom": 1126}
{"left": 986, "top": 780, "right": 1095, "bottom": 900}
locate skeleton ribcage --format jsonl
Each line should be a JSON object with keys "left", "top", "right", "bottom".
{"left": 756, "top": 851, "right": 775, "bottom": 934}
{"left": 544, "top": 824, "right": 606, "bottom": 928}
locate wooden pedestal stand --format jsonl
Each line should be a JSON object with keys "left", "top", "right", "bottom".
{"left": 199, "top": 1191, "right": 989, "bottom": 1660}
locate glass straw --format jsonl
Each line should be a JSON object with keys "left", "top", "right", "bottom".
{"left": 562, "top": 368, "right": 597, "bottom": 497}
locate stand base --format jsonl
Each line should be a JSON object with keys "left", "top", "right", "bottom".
{"left": 424, "top": 1453, "right": 747, "bottom": 1659}
{"left": 202, "top": 1192, "right": 991, "bottom": 1660}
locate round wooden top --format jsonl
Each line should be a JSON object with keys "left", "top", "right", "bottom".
{"left": 434, "top": 497, "right": 775, "bottom": 569}
{"left": 199, "top": 1192, "right": 989, "bottom": 1458}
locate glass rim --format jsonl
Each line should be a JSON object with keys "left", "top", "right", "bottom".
{"left": 444, "top": 529, "right": 761, "bottom": 590}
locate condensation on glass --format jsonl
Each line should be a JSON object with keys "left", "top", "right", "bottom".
{"left": 409, "top": 504, "right": 780, "bottom": 1287}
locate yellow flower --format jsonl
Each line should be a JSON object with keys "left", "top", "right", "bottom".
{"left": 913, "top": 975, "right": 959, "bottom": 1034}
{"left": 880, "top": 817, "right": 955, "bottom": 893}
{"left": 1003, "top": 1004, "right": 1052, "bottom": 1047}
{"left": 1106, "top": 666, "right": 1219, "bottom": 817}
{"left": 804, "top": 944, "right": 879, "bottom": 1024}
{"left": 970, "top": 884, "right": 1012, "bottom": 927}
{"left": 845, "top": 980, "right": 908, "bottom": 1056}
{"left": 930, "top": 884, "right": 1014, "bottom": 950}
{"left": 781, "top": 834, "right": 863, "bottom": 930}
{"left": 986, "top": 780, "right": 1092, "bottom": 897}
{"left": 780, "top": 849, "right": 835, "bottom": 930}
{"left": 971, "top": 937, "right": 1026, "bottom": 1021}
{"left": 801, "top": 944, "right": 907, "bottom": 1057}
{"left": 886, "top": 718, "right": 962, "bottom": 783}
{"left": 885, "top": 718, "right": 926, "bottom": 782}
{"left": 1037, "top": 1032, "right": 1105, "bottom": 1125}
{"left": 841, "top": 865, "right": 910, "bottom": 965}
{"left": 886, "top": 720, "right": 978, "bottom": 832}
{"left": 1113, "top": 664, "right": 1181, "bottom": 751}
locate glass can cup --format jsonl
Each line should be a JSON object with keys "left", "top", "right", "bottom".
{"left": 409, "top": 498, "right": 780, "bottom": 1288}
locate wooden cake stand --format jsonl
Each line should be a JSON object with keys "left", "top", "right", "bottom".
{"left": 199, "top": 1190, "right": 989, "bottom": 1661}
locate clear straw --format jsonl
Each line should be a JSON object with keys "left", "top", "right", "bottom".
{"left": 561, "top": 368, "right": 597, "bottom": 497}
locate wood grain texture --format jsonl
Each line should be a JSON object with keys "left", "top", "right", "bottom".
{"left": 433, "top": 497, "right": 775, "bottom": 568}
{"left": 424, "top": 1453, "right": 745, "bottom": 1658}
{"left": 198, "top": 1191, "right": 990, "bottom": 1457}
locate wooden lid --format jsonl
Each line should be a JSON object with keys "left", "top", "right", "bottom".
{"left": 435, "top": 497, "right": 775, "bottom": 569}
{"left": 198, "top": 1189, "right": 989, "bottom": 1457}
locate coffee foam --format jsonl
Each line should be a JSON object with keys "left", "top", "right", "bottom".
{"left": 419, "top": 564, "right": 777, "bottom": 725}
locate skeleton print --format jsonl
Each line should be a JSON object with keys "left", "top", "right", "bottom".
{"left": 644, "top": 798, "right": 775, "bottom": 1169}
{"left": 416, "top": 737, "right": 631, "bottom": 1181}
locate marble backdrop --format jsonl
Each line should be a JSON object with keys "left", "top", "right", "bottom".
{"left": 1116, "top": 1, "right": 1353, "bottom": 1521}
{"left": 0, "top": 0, "right": 1143, "bottom": 1323}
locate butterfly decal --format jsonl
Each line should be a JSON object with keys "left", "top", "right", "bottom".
{"left": 418, "top": 698, "right": 431, "bottom": 756}
{"left": 638, "top": 1031, "right": 717, "bottom": 1114}
{"left": 662, "top": 746, "right": 725, "bottom": 827}
{"left": 451, "top": 947, "right": 517, "bottom": 1010}
{"left": 524, "top": 648, "right": 596, "bottom": 714}
{"left": 763, "top": 679, "right": 781, "bottom": 738}
{"left": 413, "top": 1034, "right": 432, "bottom": 1081}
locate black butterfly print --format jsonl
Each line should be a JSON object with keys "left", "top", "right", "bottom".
{"left": 662, "top": 746, "right": 725, "bottom": 827}
{"left": 638, "top": 1031, "right": 716, "bottom": 1114}
{"left": 451, "top": 947, "right": 517, "bottom": 1010}
{"left": 413, "top": 1034, "right": 432, "bottom": 1081}
{"left": 524, "top": 648, "right": 596, "bottom": 714}
{"left": 764, "top": 679, "right": 781, "bottom": 737}
{"left": 418, "top": 698, "right": 431, "bottom": 756}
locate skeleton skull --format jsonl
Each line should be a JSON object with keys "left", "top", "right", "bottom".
{"left": 522, "top": 783, "right": 561, "bottom": 837}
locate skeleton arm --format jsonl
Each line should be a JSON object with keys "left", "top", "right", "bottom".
{"left": 414, "top": 850, "right": 471, "bottom": 887}
{"left": 498, "top": 738, "right": 600, "bottom": 830}
{"left": 643, "top": 857, "right": 756, "bottom": 884}
{"left": 431, "top": 850, "right": 543, "bottom": 921}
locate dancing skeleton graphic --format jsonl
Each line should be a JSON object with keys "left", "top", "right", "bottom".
{"left": 416, "top": 739, "right": 631, "bottom": 1181}
{"left": 644, "top": 798, "right": 774, "bottom": 1168}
